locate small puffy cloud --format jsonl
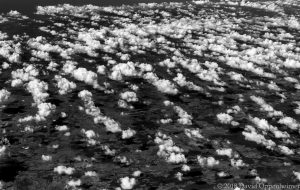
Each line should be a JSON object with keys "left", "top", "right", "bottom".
{"left": 294, "top": 171, "right": 300, "bottom": 181}
{"left": 184, "top": 128, "right": 203, "bottom": 139}
{"left": 41, "top": 155, "right": 52, "bottom": 161}
{"left": 36, "top": 103, "right": 56, "bottom": 120}
{"left": 55, "top": 125, "right": 69, "bottom": 131}
{"left": 217, "top": 113, "right": 233, "bottom": 124}
{"left": 278, "top": 145, "right": 294, "bottom": 155}
{"left": 120, "top": 177, "right": 136, "bottom": 190}
{"left": 143, "top": 72, "right": 178, "bottom": 95}
{"left": 132, "top": 170, "right": 141, "bottom": 177}
{"left": 174, "top": 105, "right": 193, "bottom": 125}
{"left": 73, "top": 67, "right": 99, "bottom": 88}
{"left": 242, "top": 125, "right": 276, "bottom": 149}
{"left": 216, "top": 148, "right": 233, "bottom": 158}
{"left": 78, "top": 90, "right": 121, "bottom": 133}
{"left": 0, "top": 146, "right": 6, "bottom": 157}
{"left": 97, "top": 65, "right": 106, "bottom": 75}
{"left": 54, "top": 75, "right": 76, "bottom": 95}
{"left": 53, "top": 165, "right": 75, "bottom": 175}
{"left": 26, "top": 79, "right": 49, "bottom": 104}
{"left": 85, "top": 171, "right": 98, "bottom": 177}
{"left": 0, "top": 89, "right": 11, "bottom": 103}
{"left": 181, "top": 164, "right": 190, "bottom": 172}
{"left": 120, "top": 91, "right": 138, "bottom": 102}
{"left": 197, "top": 156, "right": 219, "bottom": 167}
{"left": 155, "top": 132, "right": 186, "bottom": 164}
{"left": 122, "top": 128, "right": 136, "bottom": 139}
{"left": 110, "top": 62, "right": 139, "bottom": 81}
{"left": 278, "top": 117, "right": 300, "bottom": 130}
{"left": 67, "top": 179, "right": 81, "bottom": 187}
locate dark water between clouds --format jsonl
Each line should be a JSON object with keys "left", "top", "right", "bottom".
{"left": 0, "top": 0, "right": 189, "bottom": 14}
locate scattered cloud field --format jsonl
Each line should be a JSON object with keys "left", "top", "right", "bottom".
{"left": 0, "top": 0, "right": 300, "bottom": 189}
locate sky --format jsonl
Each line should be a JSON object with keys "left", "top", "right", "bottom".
{"left": 0, "top": 0, "right": 190, "bottom": 14}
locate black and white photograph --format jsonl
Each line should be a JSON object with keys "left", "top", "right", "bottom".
{"left": 0, "top": 0, "right": 299, "bottom": 189}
